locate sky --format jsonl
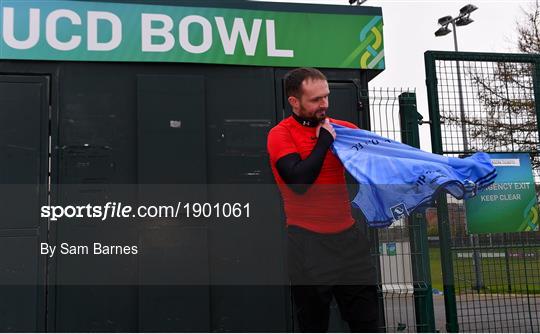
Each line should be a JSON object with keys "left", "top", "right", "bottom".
{"left": 256, "top": 0, "right": 537, "bottom": 150}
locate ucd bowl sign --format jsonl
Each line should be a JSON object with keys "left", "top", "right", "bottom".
{"left": 0, "top": 1, "right": 385, "bottom": 69}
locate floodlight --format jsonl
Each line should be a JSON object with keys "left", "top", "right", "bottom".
{"left": 460, "top": 4, "right": 478, "bottom": 15}
{"left": 349, "top": 0, "right": 368, "bottom": 5}
{"left": 435, "top": 26, "right": 452, "bottom": 37}
{"left": 438, "top": 16, "right": 453, "bottom": 26}
{"left": 455, "top": 17, "right": 474, "bottom": 26}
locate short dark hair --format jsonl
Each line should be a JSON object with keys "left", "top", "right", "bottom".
{"left": 284, "top": 67, "right": 327, "bottom": 98}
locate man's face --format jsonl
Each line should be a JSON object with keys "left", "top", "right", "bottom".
{"left": 289, "top": 78, "right": 330, "bottom": 122}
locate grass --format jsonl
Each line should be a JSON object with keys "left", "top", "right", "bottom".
{"left": 428, "top": 247, "right": 540, "bottom": 294}
{"left": 429, "top": 247, "right": 444, "bottom": 292}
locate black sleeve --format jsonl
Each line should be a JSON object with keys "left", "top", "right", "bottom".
{"left": 275, "top": 127, "right": 334, "bottom": 194}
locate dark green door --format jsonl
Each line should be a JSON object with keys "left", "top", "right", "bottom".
{"left": 0, "top": 75, "right": 50, "bottom": 331}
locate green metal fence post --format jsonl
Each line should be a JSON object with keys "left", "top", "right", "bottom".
{"left": 424, "top": 51, "right": 460, "bottom": 333}
{"left": 363, "top": 88, "right": 388, "bottom": 333}
{"left": 399, "top": 92, "right": 422, "bottom": 148}
{"left": 533, "top": 61, "right": 540, "bottom": 151}
{"left": 529, "top": 58, "right": 540, "bottom": 334}
{"left": 399, "top": 92, "right": 436, "bottom": 332}
{"left": 435, "top": 197, "right": 459, "bottom": 333}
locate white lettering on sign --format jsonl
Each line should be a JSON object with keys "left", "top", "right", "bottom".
{"left": 140, "top": 14, "right": 293, "bottom": 57}
{"left": 87, "top": 11, "right": 122, "bottom": 51}
{"left": 481, "top": 193, "right": 522, "bottom": 202}
{"left": 141, "top": 13, "right": 174, "bottom": 52}
{"left": 485, "top": 183, "right": 513, "bottom": 191}
{"left": 2, "top": 7, "right": 40, "bottom": 49}
{"left": 266, "top": 20, "right": 294, "bottom": 58}
{"left": 499, "top": 193, "right": 521, "bottom": 201}
{"left": 46, "top": 9, "right": 82, "bottom": 51}
{"left": 514, "top": 182, "right": 531, "bottom": 190}
{"left": 0, "top": 7, "right": 295, "bottom": 59}
{"left": 3, "top": 7, "right": 122, "bottom": 52}
{"left": 481, "top": 194, "right": 499, "bottom": 202}
{"left": 491, "top": 158, "right": 520, "bottom": 167}
{"left": 179, "top": 15, "right": 212, "bottom": 54}
{"left": 215, "top": 17, "right": 261, "bottom": 56}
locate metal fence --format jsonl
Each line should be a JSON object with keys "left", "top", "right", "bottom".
{"left": 426, "top": 51, "right": 540, "bottom": 332}
{"left": 367, "top": 88, "right": 436, "bottom": 332}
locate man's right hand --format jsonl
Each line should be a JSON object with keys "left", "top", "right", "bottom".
{"left": 316, "top": 118, "right": 336, "bottom": 140}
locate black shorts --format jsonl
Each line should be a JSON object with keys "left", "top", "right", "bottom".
{"left": 290, "top": 284, "right": 379, "bottom": 332}
{"left": 287, "top": 224, "right": 377, "bottom": 286}
{"left": 287, "top": 224, "right": 379, "bottom": 332}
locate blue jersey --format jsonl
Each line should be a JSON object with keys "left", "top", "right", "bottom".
{"left": 331, "top": 125, "right": 497, "bottom": 227}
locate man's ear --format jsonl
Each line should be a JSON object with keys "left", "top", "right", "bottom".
{"left": 288, "top": 96, "right": 299, "bottom": 110}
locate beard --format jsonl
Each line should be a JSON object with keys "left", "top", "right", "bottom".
{"left": 314, "top": 109, "right": 327, "bottom": 122}
{"left": 299, "top": 105, "right": 327, "bottom": 123}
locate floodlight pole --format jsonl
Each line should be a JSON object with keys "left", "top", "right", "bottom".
{"left": 436, "top": 9, "right": 484, "bottom": 292}
{"left": 451, "top": 21, "right": 459, "bottom": 52}
{"left": 451, "top": 21, "right": 469, "bottom": 153}
{"left": 451, "top": 19, "right": 484, "bottom": 293}
{"left": 454, "top": 20, "right": 485, "bottom": 293}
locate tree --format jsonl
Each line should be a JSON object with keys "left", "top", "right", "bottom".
{"left": 516, "top": 0, "right": 540, "bottom": 54}
{"left": 439, "top": 1, "right": 540, "bottom": 173}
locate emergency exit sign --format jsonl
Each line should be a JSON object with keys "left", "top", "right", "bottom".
{"left": 466, "top": 153, "right": 539, "bottom": 234}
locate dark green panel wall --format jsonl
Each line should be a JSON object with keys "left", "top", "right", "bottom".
{"left": 0, "top": 61, "right": 366, "bottom": 332}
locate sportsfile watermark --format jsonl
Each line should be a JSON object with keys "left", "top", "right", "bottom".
{"left": 41, "top": 202, "right": 251, "bottom": 221}
{"left": 0, "top": 184, "right": 384, "bottom": 286}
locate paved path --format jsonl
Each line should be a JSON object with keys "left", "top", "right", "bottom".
{"left": 383, "top": 294, "right": 540, "bottom": 332}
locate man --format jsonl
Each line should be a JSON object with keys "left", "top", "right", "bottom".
{"left": 267, "top": 68, "right": 378, "bottom": 332}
